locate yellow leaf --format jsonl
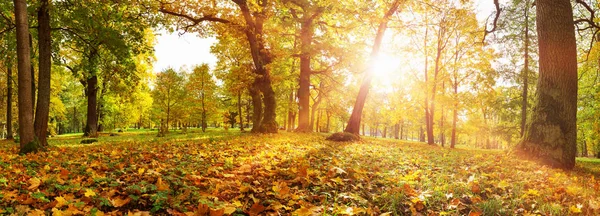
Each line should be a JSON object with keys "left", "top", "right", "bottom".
{"left": 138, "top": 168, "right": 145, "bottom": 175}
{"left": 293, "top": 206, "right": 315, "bottom": 216}
{"left": 54, "top": 196, "right": 68, "bottom": 208}
{"left": 232, "top": 200, "right": 243, "bottom": 207}
{"left": 223, "top": 206, "right": 237, "bottom": 214}
{"left": 84, "top": 189, "right": 96, "bottom": 197}
{"left": 51, "top": 208, "right": 64, "bottom": 216}
{"left": 156, "top": 177, "right": 169, "bottom": 191}
{"left": 570, "top": 204, "right": 583, "bottom": 213}
{"left": 111, "top": 197, "right": 131, "bottom": 207}
{"left": 27, "top": 209, "right": 45, "bottom": 216}
{"left": 498, "top": 180, "right": 509, "bottom": 189}
{"left": 28, "top": 177, "right": 41, "bottom": 190}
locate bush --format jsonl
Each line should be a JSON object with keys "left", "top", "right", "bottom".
{"left": 326, "top": 132, "right": 360, "bottom": 142}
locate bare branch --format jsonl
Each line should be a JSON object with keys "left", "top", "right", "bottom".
{"left": 482, "top": 0, "right": 501, "bottom": 43}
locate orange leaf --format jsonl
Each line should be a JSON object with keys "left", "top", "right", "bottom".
{"left": 210, "top": 208, "right": 224, "bottom": 216}
{"left": 197, "top": 203, "right": 210, "bottom": 215}
{"left": 248, "top": 202, "right": 265, "bottom": 216}
{"left": 156, "top": 177, "right": 170, "bottom": 191}
{"left": 469, "top": 211, "right": 482, "bottom": 216}
{"left": 110, "top": 197, "right": 131, "bottom": 207}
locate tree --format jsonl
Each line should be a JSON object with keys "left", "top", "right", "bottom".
{"left": 34, "top": 0, "right": 52, "bottom": 146}
{"left": 153, "top": 68, "right": 186, "bottom": 133}
{"left": 160, "top": 0, "right": 278, "bottom": 133}
{"left": 187, "top": 64, "right": 217, "bottom": 132}
{"left": 517, "top": 0, "right": 578, "bottom": 169}
{"left": 13, "top": 0, "right": 39, "bottom": 153}
{"left": 344, "top": 0, "right": 403, "bottom": 135}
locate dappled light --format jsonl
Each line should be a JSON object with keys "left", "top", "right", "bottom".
{"left": 0, "top": 0, "right": 599, "bottom": 214}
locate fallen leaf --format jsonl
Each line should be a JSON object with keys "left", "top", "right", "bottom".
{"left": 28, "top": 177, "right": 41, "bottom": 190}
{"left": 84, "top": 189, "right": 96, "bottom": 197}
{"left": 248, "top": 202, "right": 265, "bottom": 216}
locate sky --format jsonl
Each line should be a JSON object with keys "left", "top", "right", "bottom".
{"left": 152, "top": 0, "right": 498, "bottom": 73}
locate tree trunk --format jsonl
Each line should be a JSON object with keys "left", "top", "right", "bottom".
{"left": 34, "top": 0, "right": 52, "bottom": 146}
{"left": 6, "top": 64, "right": 13, "bottom": 140}
{"left": 517, "top": 0, "right": 578, "bottom": 169}
{"left": 287, "top": 89, "right": 294, "bottom": 131}
{"left": 296, "top": 21, "right": 312, "bottom": 132}
{"left": 344, "top": 0, "right": 401, "bottom": 135}
{"left": 85, "top": 75, "right": 98, "bottom": 137}
{"left": 28, "top": 34, "right": 35, "bottom": 112}
{"left": 238, "top": 91, "right": 244, "bottom": 131}
{"left": 236, "top": 0, "right": 277, "bottom": 133}
{"left": 14, "top": 0, "right": 37, "bottom": 153}
{"left": 250, "top": 82, "right": 262, "bottom": 133}
{"left": 259, "top": 76, "right": 278, "bottom": 133}
{"left": 521, "top": 0, "right": 530, "bottom": 137}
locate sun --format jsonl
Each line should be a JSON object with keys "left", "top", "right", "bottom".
{"left": 372, "top": 54, "right": 400, "bottom": 79}
{"left": 368, "top": 54, "right": 401, "bottom": 93}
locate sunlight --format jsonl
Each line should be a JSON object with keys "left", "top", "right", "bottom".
{"left": 372, "top": 54, "right": 401, "bottom": 79}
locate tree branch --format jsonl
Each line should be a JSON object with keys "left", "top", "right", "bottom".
{"left": 482, "top": 0, "right": 501, "bottom": 43}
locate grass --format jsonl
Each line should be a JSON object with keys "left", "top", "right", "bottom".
{"left": 0, "top": 130, "right": 598, "bottom": 215}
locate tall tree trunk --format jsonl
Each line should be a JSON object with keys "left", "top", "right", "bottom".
{"left": 28, "top": 34, "right": 35, "bottom": 112}
{"left": 344, "top": 0, "right": 402, "bottom": 135}
{"left": 287, "top": 89, "right": 294, "bottom": 131}
{"left": 326, "top": 112, "right": 331, "bottom": 132}
{"left": 85, "top": 75, "right": 98, "bottom": 137}
{"left": 521, "top": 0, "right": 530, "bottom": 137}
{"left": 236, "top": 0, "right": 277, "bottom": 133}
{"left": 250, "top": 82, "right": 262, "bottom": 133}
{"left": 14, "top": 0, "right": 37, "bottom": 153}
{"left": 238, "top": 91, "right": 244, "bottom": 131}
{"left": 296, "top": 21, "right": 312, "bottom": 132}
{"left": 259, "top": 76, "right": 278, "bottom": 133}
{"left": 517, "top": 0, "right": 578, "bottom": 169}
{"left": 423, "top": 14, "right": 434, "bottom": 145}
{"left": 428, "top": 25, "right": 446, "bottom": 145}
{"left": 34, "top": 0, "right": 52, "bottom": 146}
{"left": 6, "top": 65, "right": 13, "bottom": 140}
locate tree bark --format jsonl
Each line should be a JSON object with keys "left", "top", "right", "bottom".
{"left": 14, "top": 0, "right": 37, "bottom": 153}
{"left": 296, "top": 22, "right": 312, "bottom": 132}
{"left": 34, "top": 0, "right": 52, "bottom": 146}
{"left": 517, "top": 0, "right": 578, "bottom": 169}
{"left": 250, "top": 81, "right": 262, "bottom": 133}
{"left": 234, "top": 0, "right": 277, "bottom": 133}
{"left": 344, "top": 0, "right": 402, "bottom": 135}
{"left": 520, "top": 0, "right": 530, "bottom": 137}
{"left": 85, "top": 75, "right": 98, "bottom": 137}
{"left": 28, "top": 34, "right": 35, "bottom": 112}
{"left": 238, "top": 91, "right": 244, "bottom": 131}
{"left": 6, "top": 64, "right": 13, "bottom": 140}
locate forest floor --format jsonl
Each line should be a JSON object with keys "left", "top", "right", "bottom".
{"left": 0, "top": 129, "right": 599, "bottom": 215}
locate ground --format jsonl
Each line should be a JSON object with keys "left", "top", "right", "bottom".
{"left": 0, "top": 129, "right": 598, "bottom": 215}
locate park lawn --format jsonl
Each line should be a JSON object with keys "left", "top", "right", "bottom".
{"left": 0, "top": 131, "right": 598, "bottom": 215}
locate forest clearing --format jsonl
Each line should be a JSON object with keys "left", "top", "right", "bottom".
{"left": 2, "top": 0, "right": 600, "bottom": 215}
{"left": 0, "top": 130, "right": 597, "bottom": 215}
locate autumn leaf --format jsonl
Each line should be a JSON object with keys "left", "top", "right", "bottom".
{"left": 248, "top": 202, "right": 265, "bottom": 216}
{"left": 293, "top": 206, "right": 316, "bottom": 216}
{"left": 84, "top": 189, "right": 96, "bottom": 197}
{"left": 110, "top": 197, "right": 131, "bottom": 207}
{"left": 469, "top": 211, "right": 483, "bottom": 216}
{"left": 156, "top": 177, "right": 170, "bottom": 191}
{"left": 54, "top": 196, "right": 68, "bottom": 208}
{"left": 28, "top": 177, "right": 41, "bottom": 190}
{"left": 570, "top": 204, "right": 583, "bottom": 213}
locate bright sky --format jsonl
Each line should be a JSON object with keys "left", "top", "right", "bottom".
{"left": 152, "top": 0, "right": 498, "bottom": 73}
{"left": 153, "top": 30, "right": 217, "bottom": 72}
